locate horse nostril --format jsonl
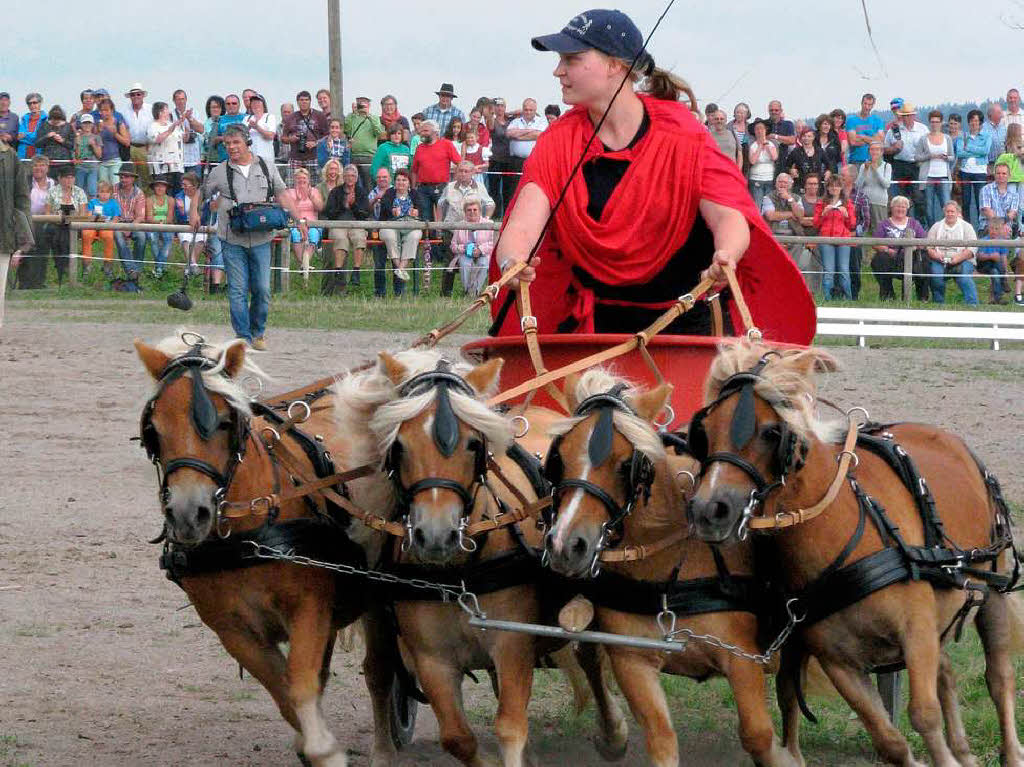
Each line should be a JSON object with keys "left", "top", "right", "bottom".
{"left": 711, "top": 501, "right": 732, "bottom": 522}
{"left": 412, "top": 526, "right": 426, "bottom": 548}
{"left": 195, "top": 505, "right": 212, "bottom": 526}
{"left": 570, "top": 536, "right": 588, "bottom": 559}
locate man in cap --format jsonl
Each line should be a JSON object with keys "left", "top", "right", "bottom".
{"left": 112, "top": 163, "right": 147, "bottom": 277}
{"left": 884, "top": 102, "right": 928, "bottom": 219}
{"left": 194, "top": 122, "right": 307, "bottom": 350}
{"left": 344, "top": 96, "right": 384, "bottom": 189}
{"left": 0, "top": 92, "right": 18, "bottom": 151}
{"left": 123, "top": 83, "right": 153, "bottom": 187}
{"left": 887, "top": 97, "right": 904, "bottom": 132}
{"left": 422, "top": 83, "right": 465, "bottom": 137}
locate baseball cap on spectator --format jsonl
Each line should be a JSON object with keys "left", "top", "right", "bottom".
{"left": 0, "top": 92, "right": 9, "bottom": 99}
{"left": 79, "top": 113, "right": 95, "bottom": 124}
{"left": 94, "top": 88, "right": 109, "bottom": 98}
{"left": 356, "top": 96, "right": 371, "bottom": 103}
{"left": 889, "top": 97, "right": 904, "bottom": 110}
{"left": 532, "top": 9, "right": 655, "bottom": 74}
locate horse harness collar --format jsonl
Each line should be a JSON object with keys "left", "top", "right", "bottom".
{"left": 542, "top": 384, "right": 658, "bottom": 575}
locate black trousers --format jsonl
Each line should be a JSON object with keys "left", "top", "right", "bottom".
{"left": 890, "top": 160, "right": 924, "bottom": 221}
{"left": 871, "top": 248, "right": 930, "bottom": 301}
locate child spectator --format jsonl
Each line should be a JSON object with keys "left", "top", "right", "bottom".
{"left": 977, "top": 216, "right": 1011, "bottom": 304}
{"left": 145, "top": 175, "right": 174, "bottom": 278}
{"left": 369, "top": 123, "right": 412, "bottom": 182}
{"left": 81, "top": 180, "right": 122, "bottom": 275}
{"left": 460, "top": 126, "right": 491, "bottom": 185}
{"left": 74, "top": 114, "right": 102, "bottom": 197}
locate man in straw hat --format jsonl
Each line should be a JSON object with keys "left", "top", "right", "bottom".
{"left": 0, "top": 131, "right": 34, "bottom": 327}
{"left": 422, "top": 83, "right": 465, "bottom": 137}
{"left": 884, "top": 102, "right": 928, "bottom": 220}
{"left": 123, "top": 82, "right": 153, "bottom": 187}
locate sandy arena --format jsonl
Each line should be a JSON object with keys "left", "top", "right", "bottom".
{"left": 2, "top": 314, "right": 1022, "bottom": 766}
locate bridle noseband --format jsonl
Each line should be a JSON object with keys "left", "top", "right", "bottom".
{"left": 542, "top": 384, "right": 656, "bottom": 575}
{"left": 384, "top": 361, "right": 488, "bottom": 553}
{"left": 139, "top": 339, "right": 251, "bottom": 541}
{"left": 687, "top": 353, "right": 809, "bottom": 538}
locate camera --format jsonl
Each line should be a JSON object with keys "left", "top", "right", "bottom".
{"left": 893, "top": 126, "right": 902, "bottom": 141}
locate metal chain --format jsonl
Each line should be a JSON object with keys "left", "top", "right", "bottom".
{"left": 245, "top": 542, "right": 486, "bottom": 618}
{"left": 657, "top": 597, "right": 805, "bottom": 666}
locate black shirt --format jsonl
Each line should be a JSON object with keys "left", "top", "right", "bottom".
{"left": 568, "top": 109, "right": 720, "bottom": 335}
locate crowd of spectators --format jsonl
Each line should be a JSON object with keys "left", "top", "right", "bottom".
{"left": 6, "top": 80, "right": 1024, "bottom": 307}
{"left": 714, "top": 90, "right": 1024, "bottom": 305}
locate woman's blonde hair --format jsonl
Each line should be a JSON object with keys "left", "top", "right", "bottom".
{"left": 1006, "top": 123, "right": 1023, "bottom": 151}
{"left": 322, "top": 158, "right": 342, "bottom": 179}
{"left": 612, "top": 53, "right": 698, "bottom": 113}
{"left": 890, "top": 195, "right": 911, "bottom": 210}
{"left": 293, "top": 167, "right": 310, "bottom": 182}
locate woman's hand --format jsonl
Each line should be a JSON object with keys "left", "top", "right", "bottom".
{"left": 502, "top": 254, "right": 541, "bottom": 286}
{"left": 701, "top": 249, "right": 738, "bottom": 287}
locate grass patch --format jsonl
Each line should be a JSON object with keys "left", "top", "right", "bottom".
{"left": 12, "top": 624, "right": 59, "bottom": 639}
{"left": 0, "top": 734, "right": 31, "bottom": 767}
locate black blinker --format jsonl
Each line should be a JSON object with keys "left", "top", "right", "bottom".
{"left": 729, "top": 382, "right": 757, "bottom": 450}
{"left": 588, "top": 405, "right": 615, "bottom": 468}
{"left": 432, "top": 362, "right": 460, "bottom": 458}
{"left": 190, "top": 368, "right": 220, "bottom": 441}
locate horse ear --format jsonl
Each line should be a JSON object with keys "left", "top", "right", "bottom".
{"left": 787, "top": 349, "right": 840, "bottom": 377}
{"left": 134, "top": 340, "right": 172, "bottom": 380}
{"left": 631, "top": 383, "right": 674, "bottom": 424}
{"left": 222, "top": 341, "right": 246, "bottom": 378}
{"left": 378, "top": 352, "right": 408, "bottom": 386}
{"left": 563, "top": 373, "right": 582, "bottom": 411}
{"left": 465, "top": 358, "right": 503, "bottom": 396}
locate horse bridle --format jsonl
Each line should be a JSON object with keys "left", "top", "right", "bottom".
{"left": 542, "top": 384, "right": 656, "bottom": 575}
{"left": 686, "top": 353, "right": 809, "bottom": 539}
{"left": 139, "top": 340, "right": 251, "bottom": 539}
{"left": 384, "top": 360, "right": 488, "bottom": 552}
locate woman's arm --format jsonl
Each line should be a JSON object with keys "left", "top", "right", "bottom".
{"left": 747, "top": 141, "right": 761, "bottom": 165}
{"left": 494, "top": 181, "right": 550, "bottom": 281}
{"left": 145, "top": 196, "right": 155, "bottom": 223}
{"left": 115, "top": 121, "right": 130, "bottom": 146}
{"left": 252, "top": 117, "right": 276, "bottom": 140}
{"left": 698, "top": 198, "right": 751, "bottom": 282}
{"left": 312, "top": 188, "right": 325, "bottom": 213}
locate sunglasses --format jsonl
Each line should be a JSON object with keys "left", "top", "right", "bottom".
{"left": 28, "top": 100, "right": 40, "bottom": 105}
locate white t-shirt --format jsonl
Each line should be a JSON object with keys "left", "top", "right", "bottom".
{"left": 507, "top": 115, "right": 547, "bottom": 158}
{"left": 928, "top": 218, "right": 978, "bottom": 263}
{"left": 146, "top": 121, "right": 184, "bottom": 172}
{"left": 234, "top": 162, "right": 252, "bottom": 179}
{"left": 248, "top": 113, "right": 278, "bottom": 163}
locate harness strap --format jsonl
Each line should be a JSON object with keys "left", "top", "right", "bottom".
{"left": 748, "top": 417, "right": 859, "bottom": 530}
{"left": 597, "top": 529, "right": 688, "bottom": 563}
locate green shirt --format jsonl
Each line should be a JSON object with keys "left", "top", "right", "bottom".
{"left": 343, "top": 112, "right": 384, "bottom": 157}
{"left": 369, "top": 141, "right": 412, "bottom": 183}
{"left": 994, "top": 152, "right": 1024, "bottom": 183}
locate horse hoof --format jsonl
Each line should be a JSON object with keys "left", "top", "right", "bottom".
{"left": 295, "top": 753, "right": 313, "bottom": 767}
{"left": 593, "top": 731, "right": 628, "bottom": 762}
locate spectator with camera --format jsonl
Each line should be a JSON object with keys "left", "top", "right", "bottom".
{"left": 855, "top": 141, "right": 892, "bottom": 233}
{"left": 45, "top": 165, "right": 87, "bottom": 282}
{"left": 813, "top": 173, "right": 857, "bottom": 300}
{"left": 195, "top": 122, "right": 306, "bottom": 349}
{"left": 926, "top": 200, "right": 979, "bottom": 305}
{"left": 172, "top": 90, "right": 204, "bottom": 178}
{"left": 344, "top": 97, "right": 384, "bottom": 189}
{"left": 283, "top": 90, "right": 329, "bottom": 184}
{"left": 147, "top": 102, "right": 185, "bottom": 194}
{"left": 34, "top": 105, "right": 75, "bottom": 177}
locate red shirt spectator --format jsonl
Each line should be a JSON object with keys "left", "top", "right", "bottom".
{"left": 813, "top": 198, "right": 857, "bottom": 237}
{"left": 412, "top": 135, "right": 461, "bottom": 185}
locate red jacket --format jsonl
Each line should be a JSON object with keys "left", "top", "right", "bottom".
{"left": 813, "top": 199, "right": 856, "bottom": 237}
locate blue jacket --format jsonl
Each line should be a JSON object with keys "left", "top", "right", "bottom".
{"left": 17, "top": 112, "right": 43, "bottom": 159}
{"left": 174, "top": 190, "right": 215, "bottom": 226}
{"left": 316, "top": 137, "right": 350, "bottom": 169}
{"left": 955, "top": 132, "right": 992, "bottom": 171}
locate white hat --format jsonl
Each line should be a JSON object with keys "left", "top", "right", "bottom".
{"left": 124, "top": 83, "right": 147, "bottom": 97}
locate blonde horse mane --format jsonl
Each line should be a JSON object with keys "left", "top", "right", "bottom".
{"left": 705, "top": 342, "right": 846, "bottom": 444}
{"left": 150, "top": 330, "right": 268, "bottom": 415}
{"left": 333, "top": 348, "right": 513, "bottom": 465}
{"left": 549, "top": 368, "right": 667, "bottom": 464}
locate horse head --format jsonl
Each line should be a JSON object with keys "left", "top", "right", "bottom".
{"left": 135, "top": 334, "right": 257, "bottom": 546}
{"left": 373, "top": 351, "right": 508, "bottom": 564}
{"left": 688, "top": 343, "right": 839, "bottom": 545}
{"left": 542, "top": 370, "right": 673, "bottom": 579}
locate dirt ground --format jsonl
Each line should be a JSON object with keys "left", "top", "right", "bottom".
{"left": 2, "top": 313, "right": 1022, "bottom": 766}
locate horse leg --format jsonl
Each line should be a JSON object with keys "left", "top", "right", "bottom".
{"left": 491, "top": 633, "right": 535, "bottom": 767}
{"left": 903, "top": 630, "right": 960, "bottom": 767}
{"left": 818, "top": 658, "right": 924, "bottom": 767}
{"left": 413, "top": 654, "right": 485, "bottom": 766}
{"left": 606, "top": 648, "right": 677, "bottom": 767}
{"left": 361, "top": 609, "right": 400, "bottom": 767}
{"left": 775, "top": 648, "right": 806, "bottom": 767}
{"left": 974, "top": 591, "right": 1024, "bottom": 766}
{"left": 217, "top": 627, "right": 297, "bottom": 729}
{"left": 936, "top": 650, "right": 978, "bottom": 767}
{"left": 574, "top": 642, "right": 628, "bottom": 761}
{"left": 289, "top": 599, "right": 348, "bottom": 767}
{"left": 724, "top": 656, "right": 798, "bottom": 767}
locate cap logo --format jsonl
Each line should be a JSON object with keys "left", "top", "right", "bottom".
{"left": 567, "top": 13, "right": 592, "bottom": 36}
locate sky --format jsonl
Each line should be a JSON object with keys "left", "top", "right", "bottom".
{"left": 4, "top": 1, "right": 1023, "bottom": 122}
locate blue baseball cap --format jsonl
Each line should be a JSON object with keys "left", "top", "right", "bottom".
{"left": 532, "top": 9, "right": 653, "bottom": 72}
{"left": 889, "top": 97, "right": 904, "bottom": 109}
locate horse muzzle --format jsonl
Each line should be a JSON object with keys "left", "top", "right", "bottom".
{"left": 162, "top": 482, "right": 218, "bottom": 545}
{"left": 405, "top": 505, "right": 466, "bottom": 564}
{"left": 689, "top": 486, "right": 750, "bottom": 545}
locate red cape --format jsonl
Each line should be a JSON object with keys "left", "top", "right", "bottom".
{"left": 490, "top": 96, "right": 816, "bottom": 345}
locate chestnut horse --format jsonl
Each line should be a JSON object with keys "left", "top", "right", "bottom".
{"left": 689, "top": 342, "right": 1024, "bottom": 767}
{"left": 542, "top": 368, "right": 799, "bottom": 767}
{"left": 136, "top": 335, "right": 401, "bottom": 767}
{"left": 332, "top": 349, "right": 625, "bottom": 767}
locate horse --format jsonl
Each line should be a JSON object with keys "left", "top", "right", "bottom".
{"left": 331, "top": 349, "right": 626, "bottom": 767}
{"left": 540, "top": 368, "right": 800, "bottom": 767}
{"left": 135, "top": 334, "right": 402, "bottom": 767}
{"left": 688, "top": 341, "right": 1024, "bottom": 767}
